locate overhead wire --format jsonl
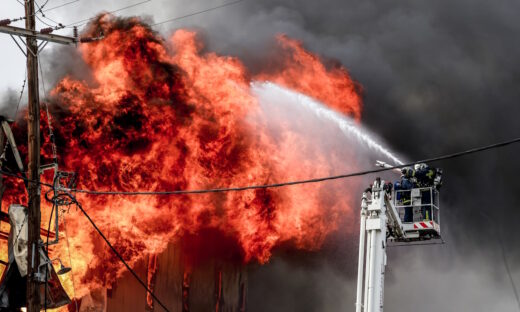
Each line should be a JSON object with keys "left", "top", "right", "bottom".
{"left": 14, "top": 69, "right": 27, "bottom": 118}
{"left": 7, "top": 0, "right": 79, "bottom": 23}
{"left": 7, "top": 0, "right": 244, "bottom": 36}
{"left": 0, "top": 137, "right": 519, "bottom": 195}
{"left": 62, "top": 213, "right": 79, "bottom": 311}
{"left": 34, "top": 0, "right": 66, "bottom": 29}
{"left": 59, "top": 192, "right": 171, "bottom": 312}
{"left": 43, "top": 0, "right": 80, "bottom": 12}
{"left": 152, "top": 0, "right": 245, "bottom": 26}
{"left": 43, "top": 196, "right": 56, "bottom": 311}
{"left": 63, "top": 0, "right": 244, "bottom": 29}
{"left": 35, "top": 0, "right": 51, "bottom": 15}
{"left": 65, "top": 0, "right": 152, "bottom": 27}
{"left": 65, "top": 136, "right": 520, "bottom": 196}
{"left": 35, "top": 14, "right": 55, "bottom": 27}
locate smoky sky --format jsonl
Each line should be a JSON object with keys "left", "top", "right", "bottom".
{"left": 4, "top": 0, "right": 520, "bottom": 311}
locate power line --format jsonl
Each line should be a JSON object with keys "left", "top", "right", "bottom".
{"left": 62, "top": 214, "right": 79, "bottom": 311}
{"left": 66, "top": 0, "right": 152, "bottom": 27}
{"left": 66, "top": 136, "right": 520, "bottom": 196}
{"left": 35, "top": 0, "right": 51, "bottom": 15}
{"left": 63, "top": 193, "right": 171, "bottom": 312}
{"left": 35, "top": 15, "right": 55, "bottom": 27}
{"left": 7, "top": 0, "right": 79, "bottom": 23}
{"left": 152, "top": 0, "right": 245, "bottom": 26}
{"left": 7, "top": 0, "right": 244, "bottom": 34}
{"left": 43, "top": 0, "right": 80, "bottom": 13}
{"left": 2, "top": 137, "right": 519, "bottom": 195}
{"left": 64, "top": 0, "right": 244, "bottom": 29}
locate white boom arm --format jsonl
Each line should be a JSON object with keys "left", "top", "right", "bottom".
{"left": 355, "top": 178, "right": 405, "bottom": 312}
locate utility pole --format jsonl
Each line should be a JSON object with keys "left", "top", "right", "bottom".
{"left": 0, "top": 7, "right": 98, "bottom": 311}
{"left": 25, "top": 0, "right": 41, "bottom": 310}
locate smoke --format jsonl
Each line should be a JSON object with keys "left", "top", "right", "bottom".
{"left": 16, "top": 0, "right": 520, "bottom": 310}
{"left": 0, "top": 89, "right": 21, "bottom": 121}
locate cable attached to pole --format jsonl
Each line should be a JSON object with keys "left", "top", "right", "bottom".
{"left": 61, "top": 192, "right": 171, "bottom": 312}
{"left": 0, "top": 137, "right": 520, "bottom": 195}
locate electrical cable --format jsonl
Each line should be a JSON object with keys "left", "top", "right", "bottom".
{"left": 65, "top": 136, "right": 520, "bottom": 196}
{"left": 36, "top": 15, "right": 55, "bottom": 28}
{"left": 14, "top": 69, "right": 27, "bottom": 118}
{"left": 43, "top": 199, "right": 55, "bottom": 311}
{"left": 1, "top": 137, "right": 520, "bottom": 195}
{"left": 65, "top": 0, "right": 152, "bottom": 27}
{"left": 35, "top": 0, "right": 51, "bottom": 15}
{"left": 63, "top": 0, "right": 244, "bottom": 29}
{"left": 43, "top": 0, "right": 80, "bottom": 13}
{"left": 152, "top": 0, "right": 245, "bottom": 26}
{"left": 34, "top": 0, "right": 66, "bottom": 30}
{"left": 480, "top": 211, "right": 520, "bottom": 311}
{"left": 61, "top": 192, "right": 171, "bottom": 312}
{"left": 62, "top": 213, "right": 79, "bottom": 311}
{"left": 7, "top": 0, "right": 78, "bottom": 23}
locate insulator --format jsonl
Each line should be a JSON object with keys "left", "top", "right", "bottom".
{"left": 79, "top": 37, "right": 94, "bottom": 43}
{"left": 40, "top": 27, "right": 54, "bottom": 34}
{"left": 0, "top": 19, "right": 11, "bottom": 26}
{"left": 73, "top": 26, "right": 78, "bottom": 39}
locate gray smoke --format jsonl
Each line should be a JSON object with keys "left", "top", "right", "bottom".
{"left": 8, "top": 0, "right": 520, "bottom": 310}
{"left": 0, "top": 89, "right": 22, "bottom": 121}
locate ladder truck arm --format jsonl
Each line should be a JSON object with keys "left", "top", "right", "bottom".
{"left": 355, "top": 179, "right": 407, "bottom": 312}
{"left": 355, "top": 162, "right": 443, "bottom": 312}
{"left": 355, "top": 179, "right": 387, "bottom": 312}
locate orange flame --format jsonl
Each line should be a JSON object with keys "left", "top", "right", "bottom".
{"left": 0, "top": 15, "right": 362, "bottom": 300}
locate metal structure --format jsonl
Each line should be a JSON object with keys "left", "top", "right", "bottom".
{"left": 355, "top": 161, "right": 442, "bottom": 312}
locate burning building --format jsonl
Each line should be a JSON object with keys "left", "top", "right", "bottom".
{"left": 0, "top": 14, "right": 364, "bottom": 311}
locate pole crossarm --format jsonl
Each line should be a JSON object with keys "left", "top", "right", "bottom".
{"left": 0, "top": 24, "right": 76, "bottom": 45}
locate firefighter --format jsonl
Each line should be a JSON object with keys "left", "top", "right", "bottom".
{"left": 414, "top": 163, "right": 435, "bottom": 187}
{"left": 397, "top": 168, "right": 414, "bottom": 222}
{"left": 414, "top": 163, "right": 439, "bottom": 221}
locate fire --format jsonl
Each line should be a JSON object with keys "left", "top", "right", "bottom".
{"left": 0, "top": 15, "right": 362, "bottom": 301}
{"left": 256, "top": 34, "right": 362, "bottom": 119}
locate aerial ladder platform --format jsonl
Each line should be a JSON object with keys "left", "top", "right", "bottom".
{"left": 355, "top": 161, "right": 442, "bottom": 312}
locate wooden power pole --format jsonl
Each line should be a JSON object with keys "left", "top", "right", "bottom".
{"left": 0, "top": 6, "right": 94, "bottom": 311}
{"left": 25, "top": 0, "right": 42, "bottom": 310}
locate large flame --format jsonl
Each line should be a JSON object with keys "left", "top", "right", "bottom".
{"left": 0, "top": 15, "right": 363, "bottom": 299}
